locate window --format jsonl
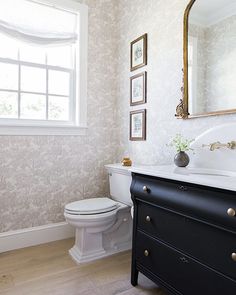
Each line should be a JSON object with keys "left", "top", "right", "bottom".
{"left": 0, "top": 0, "right": 88, "bottom": 135}
{"left": 0, "top": 36, "right": 74, "bottom": 121}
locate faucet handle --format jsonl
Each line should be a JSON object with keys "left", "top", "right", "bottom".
{"left": 228, "top": 141, "right": 236, "bottom": 150}
{"left": 202, "top": 141, "right": 236, "bottom": 151}
{"left": 210, "top": 141, "right": 221, "bottom": 151}
{"left": 202, "top": 142, "right": 221, "bottom": 151}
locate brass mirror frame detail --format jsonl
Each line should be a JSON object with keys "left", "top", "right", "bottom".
{"left": 175, "top": 69, "right": 188, "bottom": 119}
{"left": 176, "top": 0, "right": 236, "bottom": 119}
{"left": 176, "top": 0, "right": 195, "bottom": 119}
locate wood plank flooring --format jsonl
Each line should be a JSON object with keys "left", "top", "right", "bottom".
{"left": 0, "top": 239, "right": 167, "bottom": 295}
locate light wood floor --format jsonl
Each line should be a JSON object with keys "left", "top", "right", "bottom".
{"left": 0, "top": 239, "right": 167, "bottom": 295}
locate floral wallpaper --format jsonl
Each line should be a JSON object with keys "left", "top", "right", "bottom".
{"left": 1, "top": 0, "right": 236, "bottom": 234}
{"left": 0, "top": 0, "right": 119, "bottom": 233}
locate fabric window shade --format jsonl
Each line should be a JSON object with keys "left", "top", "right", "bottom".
{"left": 0, "top": 0, "right": 78, "bottom": 46}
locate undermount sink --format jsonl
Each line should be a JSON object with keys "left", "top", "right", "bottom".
{"left": 174, "top": 167, "right": 236, "bottom": 178}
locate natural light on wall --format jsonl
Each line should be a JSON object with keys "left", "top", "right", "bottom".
{"left": 0, "top": 0, "right": 88, "bottom": 135}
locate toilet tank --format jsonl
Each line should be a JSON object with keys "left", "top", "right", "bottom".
{"left": 105, "top": 164, "right": 132, "bottom": 206}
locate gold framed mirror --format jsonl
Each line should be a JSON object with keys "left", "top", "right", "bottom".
{"left": 177, "top": 0, "right": 236, "bottom": 119}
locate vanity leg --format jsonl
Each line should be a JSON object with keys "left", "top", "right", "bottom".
{"left": 131, "top": 267, "right": 139, "bottom": 286}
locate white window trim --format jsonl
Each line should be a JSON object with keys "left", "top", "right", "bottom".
{"left": 0, "top": 0, "right": 88, "bottom": 136}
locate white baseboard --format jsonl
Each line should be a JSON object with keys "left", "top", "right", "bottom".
{"left": 0, "top": 222, "right": 75, "bottom": 253}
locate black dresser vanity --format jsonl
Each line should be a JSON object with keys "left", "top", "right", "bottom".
{"left": 131, "top": 172, "right": 236, "bottom": 295}
{"left": 129, "top": 0, "right": 236, "bottom": 290}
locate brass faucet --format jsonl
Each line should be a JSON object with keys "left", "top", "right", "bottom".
{"left": 202, "top": 141, "right": 236, "bottom": 151}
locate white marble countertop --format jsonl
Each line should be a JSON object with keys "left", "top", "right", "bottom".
{"left": 130, "top": 165, "right": 236, "bottom": 192}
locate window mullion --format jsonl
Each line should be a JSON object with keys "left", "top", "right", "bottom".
{"left": 0, "top": 57, "right": 71, "bottom": 73}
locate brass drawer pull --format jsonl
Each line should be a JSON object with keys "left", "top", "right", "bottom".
{"left": 146, "top": 216, "right": 151, "bottom": 222}
{"left": 232, "top": 253, "right": 236, "bottom": 262}
{"left": 227, "top": 208, "right": 236, "bottom": 217}
{"left": 144, "top": 250, "right": 149, "bottom": 257}
{"left": 143, "top": 186, "right": 149, "bottom": 192}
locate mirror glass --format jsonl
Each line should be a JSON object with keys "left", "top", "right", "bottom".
{"left": 188, "top": 0, "right": 236, "bottom": 116}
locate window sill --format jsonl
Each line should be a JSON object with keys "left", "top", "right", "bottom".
{"left": 0, "top": 124, "right": 88, "bottom": 136}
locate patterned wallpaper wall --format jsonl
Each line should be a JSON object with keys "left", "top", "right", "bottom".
{"left": 115, "top": 0, "right": 236, "bottom": 166}
{"left": 1, "top": 0, "right": 236, "bottom": 234}
{"left": 0, "top": 0, "right": 119, "bottom": 233}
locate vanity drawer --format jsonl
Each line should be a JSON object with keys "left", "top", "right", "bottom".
{"left": 137, "top": 201, "right": 236, "bottom": 280}
{"left": 135, "top": 231, "right": 236, "bottom": 295}
{"left": 131, "top": 173, "right": 236, "bottom": 232}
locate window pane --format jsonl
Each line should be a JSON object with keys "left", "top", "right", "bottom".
{"left": 48, "top": 70, "right": 70, "bottom": 96}
{"left": 0, "top": 33, "right": 18, "bottom": 59}
{"left": 21, "top": 66, "right": 46, "bottom": 93}
{"left": 0, "top": 91, "right": 18, "bottom": 118}
{"left": 48, "top": 96, "right": 69, "bottom": 121}
{"left": 47, "top": 46, "right": 73, "bottom": 68}
{"left": 0, "top": 63, "right": 18, "bottom": 90}
{"left": 21, "top": 93, "right": 46, "bottom": 119}
{"left": 20, "top": 43, "right": 46, "bottom": 64}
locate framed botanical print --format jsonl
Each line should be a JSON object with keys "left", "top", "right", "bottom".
{"left": 130, "top": 71, "right": 147, "bottom": 106}
{"left": 130, "top": 34, "right": 147, "bottom": 71}
{"left": 130, "top": 109, "right": 146, "bottom": 141}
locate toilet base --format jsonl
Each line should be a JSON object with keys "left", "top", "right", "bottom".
{"left": 69, "top": 240, "right": 131, "bottom": 264}
{"left": 68, "top": 206, "right": 132, "bottom": 264}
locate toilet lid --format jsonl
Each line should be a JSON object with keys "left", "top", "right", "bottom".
{"left": 65, "top": 198, "right": 119, "bottom": 215}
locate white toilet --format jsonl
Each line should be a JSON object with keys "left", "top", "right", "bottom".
{"left": 64, "top": 164, "right": 132, "bottom": 264}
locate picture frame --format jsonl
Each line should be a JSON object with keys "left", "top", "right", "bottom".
{"left": 130, "top": 71, "right": 147, "bottom": 106}
{"left": 130, "top": 34, "right": 147, "bottom": 71}
{"left": 130, "top": 109, "right": 146, "bottom": 141}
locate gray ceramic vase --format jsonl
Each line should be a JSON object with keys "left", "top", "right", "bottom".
{"left": 174, "top": 151, "right": 189, "bottom": 167}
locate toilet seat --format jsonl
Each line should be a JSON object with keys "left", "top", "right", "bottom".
{"left": 65, "top": 198, "right": 119, "bottom": 215}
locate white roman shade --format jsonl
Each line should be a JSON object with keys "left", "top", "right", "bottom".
{"left": 0, "top": 0, "right": 78, "bottom": 46}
